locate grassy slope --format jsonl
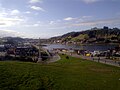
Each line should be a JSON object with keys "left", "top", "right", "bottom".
{"left": 0, "top": 54, "right": 120, "bottom": 90}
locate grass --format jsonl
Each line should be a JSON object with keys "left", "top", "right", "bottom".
{"left": 0, "top": 54, "right": 120, "bottom": 90}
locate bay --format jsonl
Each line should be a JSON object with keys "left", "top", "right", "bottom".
{"left": 43, "top": 44, "right": 119, "bottom": 51}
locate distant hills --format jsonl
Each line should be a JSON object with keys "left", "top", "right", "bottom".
{"left": 0, "top": 26, "right": 120, "bottom": 45}
{"left": 49, "top": 26, "right": 120, "bottom": 44}
{"left": 0, "top": 37, "right": 46, "bottom": 45}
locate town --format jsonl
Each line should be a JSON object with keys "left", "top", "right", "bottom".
{"left": 0, "top": 37, "right": 52, "bottom": 62}
{"left": 0, "top": 37, "right": 120, "bottom": 66}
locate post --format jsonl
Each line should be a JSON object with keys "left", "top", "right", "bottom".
{"left": 118, "top": 62, "right": 120, "bottom": 66}
{"left": 37, "top": 38, "right": 42, "bottom": 62}
{"left": 98, "top": 56, "right": 100, "bottom": 62}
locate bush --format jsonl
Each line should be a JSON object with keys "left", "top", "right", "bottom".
{"left": 66, "top": 56, "right": 69, "bottom": 59}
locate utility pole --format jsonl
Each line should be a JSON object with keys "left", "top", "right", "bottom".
{"left": 37, "top": 38, "right": 42, "bottom": 62}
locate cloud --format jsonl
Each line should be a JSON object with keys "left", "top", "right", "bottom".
{"left": 82, "top": 16, "right": 92, "bottom": 19}
{"left": 0, "top": 6, "right": 21, "bottom": 17}
{"left": 29, "top": 0, "right": 42, "bottom": 4}
{"left": 33, "top": 23, "right": 39, "bottom": 27}
{"left": 71, "top": 18, "right": 120, "bottom": 27}
{"left": 10, "top": 9, "right": 20, "bottom": 15}
{"left": 0, "top": 29, "right": 25, "bottom": 37}
{"left": 25, "top": 11, "right": 31, "bottom": 14}
{"left": 63, "top": 16, "right": 92, "bottom": 23}
{"left": 0, "top": 6, "right": 26, "bottom": 27}
{"left": 0, "top": 17, "right": 23, "bottom": 27}
{"left": 81, "top": 0, "right": 100, "bottom": 3}
{"left": 0, "top": 23, "right": 5, "bottom": 25}
{"left": 0, "top": 18, "right": 23, "bottom": 22}
{"left": 64, "top": 17, "right": 76, "bottom": 21}
{"left": 49, "top": 21, "right": 54, "bottom": 25}
{"left": 30, "top": 6, "right": 45, "bottom": 11}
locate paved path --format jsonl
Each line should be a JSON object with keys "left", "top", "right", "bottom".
{"left": 37, "top": 54, "right": 61, "bottom": 64}
{"left": 47, "top": 54, "right": 61, "bottom": 63}
{"left": 65, "top": 53, "right": 120, "bottom": 67}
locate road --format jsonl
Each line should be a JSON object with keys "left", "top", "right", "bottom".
{"left": 63, "top": 52, "right": 120, "bottom": 67}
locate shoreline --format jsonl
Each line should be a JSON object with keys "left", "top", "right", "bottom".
{"left": 45, "top": 43, "right": 119, "bottom": 46}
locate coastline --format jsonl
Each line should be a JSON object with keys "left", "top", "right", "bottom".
{"left": 47, "top": 43, "right": 119, "bottom": 46}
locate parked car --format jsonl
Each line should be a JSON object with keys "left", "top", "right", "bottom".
{"left": 91, "top": 51, "right": 100, "bottom": 56}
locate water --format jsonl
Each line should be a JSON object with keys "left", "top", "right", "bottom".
{"left": 43, "top": 44, "right": 119, "bottom": 51}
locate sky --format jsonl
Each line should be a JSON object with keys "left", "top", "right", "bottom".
{"left": 0, "top": 0, "right": 120, "bottom": 38}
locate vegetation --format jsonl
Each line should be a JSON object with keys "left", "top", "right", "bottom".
{"left": 0, "top": 54, "right": 120, "bottom": 90}
{"left": 50, "top": 26, "right": 120, "bottom": 44}
{"left": 71, "top": 34, "right": 89, "bottom": 42}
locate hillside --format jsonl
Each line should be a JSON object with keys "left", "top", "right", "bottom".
{"left": 50, "top": 26, "right": 120, "bottom": 44}
{"left": 0, "top": 54, "right": 120, "bottom": 90}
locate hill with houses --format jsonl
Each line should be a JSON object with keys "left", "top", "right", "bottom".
{"left": 49, "top": 26, "right": 120, "bottom": 44}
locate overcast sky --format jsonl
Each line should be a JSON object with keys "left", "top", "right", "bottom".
{"left": 0, "top": 0, "right": 120, "bottom": 38}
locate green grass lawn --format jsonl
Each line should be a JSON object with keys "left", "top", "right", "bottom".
{"left": 0, "top": 54, "right": 120, "bottom": 90}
